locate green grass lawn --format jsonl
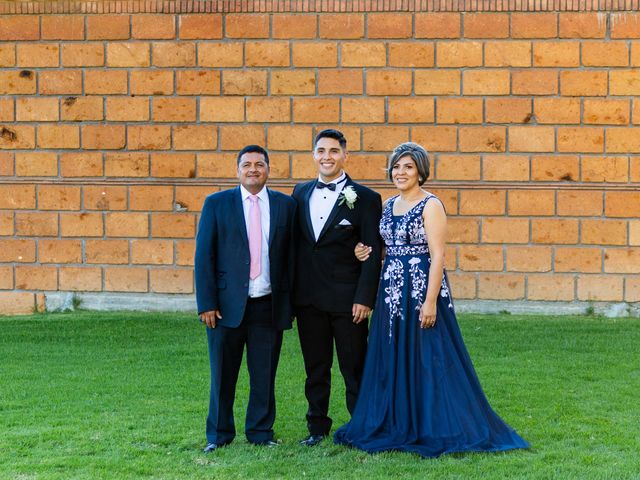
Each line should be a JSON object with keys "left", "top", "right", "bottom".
{"left": 1, "top": 311, "right": 639, "bottom": 479}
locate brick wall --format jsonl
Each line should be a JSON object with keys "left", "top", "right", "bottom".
{"left": 1, "top": 1, "right": 639, "bottom": 315}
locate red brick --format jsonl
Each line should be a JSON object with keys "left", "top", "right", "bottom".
{"left": 272, "top": 14, "right": 317, "bottom": 39}
{"left": 0, "top": 43, "right": 15, "bottom": 67}
{"left": 175, "top": 186, "right": 217, "bottom": 212}
{"left": 0, "top": 152, "right": 14, "bottom": 176}
{"left": 42, "top": 15, "right": 85, "bottom": 40}
{"left": 531, "top": 155, "right": 579, "bottom": 182}
{"left": 317, "top": 69, "right": 362, "bottom": 95}
{"left": 459, "top": 190, "right": 505, "bottom": 215}
{"left": 0, "top": 292, "right": 35, "bottom": 314}
{"left": 86, "top": 239, "right": 129, "bottom": 264}
{"left": 128, "top": 125, "right": 171, "bottom": 150}
{"left": 367, "top": 70, "right": 412, "bottom": 96}
{"left": 561, "top": 70, "right": 607, "bottom": 96}
{"left": 512, "top": 70, "right": 558, "bottom": 95}
{"left": 447, "top": 217, "right": 479, "bottom": 243}
{"left": 106, "top": 97, "right": 149, "bottom": 122}
{"left": 62, "top": 43, "right": 104, "bottom": 67}
{"left": 0, "top": 125, "right": 35, "bottom": 150}
{"left": 175, "top": 240, "right": 195, "bottom": 266}
{"left": 105, "top": 212, "right": 149, "bottom": 238}
{"left": 173, "top": 125, "right": 217, "bottom": 151}
{"left": 129, "top": 186, "right": 174, "bottom": 211}
{"left": 199, "top": 97, "right": 244, "bottom": 122}
{"left": 463, "top": 69, "right": 510, "bottom": 95}
{"left": 415, "top": 13, "right": 460, "bottom": 38}
{"left": 527, "top": 275, "right": 575, "bottom": 301}
{"left": 368, "top": 13, "right": 412, "bottom": 39}
{"left": 446, "top": 273, "right": 476, "bottom": 299}
{"left": 607, "top": 128, "right": 640, "bottom": 154}
{"left": 152, "top": 42, "right": 195, "bottom": 67}
{"left": 39, "top": 239, "right": 82, "bottom": 264}
{"left": 478, "top": 274, "right": 525, "bottom": 300}
{"left": 388, "top": 97, "right": 434, "bottom": 124}
{"left": 558, "top": 127, "right": 604, "bottom": 153}
{"left": 459, "top": 127, "right": 506, "bottom": 153}
{"left": 319, "top": 14, "right": 364, "bottom": 39}
{"left": 87, "top": 15, "right": 130, "bottom": 40}
{"left": 132, "top": 15, "right": 175, "bottom": 39}
{"left": 0, "top": 185, "right": 36, "bottom": 209}
{"left": 0, "top": 239, "right": 35, "bottom": 262}
{"left": 150, "top": 268, "right": 193, "bottom": 294}
{"left": 16, "top": 97, "right": 58, "bottom": 122}
{"left": 39, "top": 70, "right": 82, "bottom": 95}
{"left": 436, "top": 155, "right": 480, "bottom": 181}
{"left": 198, "top": 152, "right": 239, "bottom": 178}
{"left": 176, "top": 70, "right": 221, "bottom": 95}
{"left": 411, "top": 126, "right": 457, "bottom": 152}
{"left": 389, "top": 42, "right": 434, "bottom": 67}
{"left": 84, "top": 186, "right": 127, "bottom": 211}
{"left": 198, "top": 42, "right": 243, "bottom": 67}
{"left": 632, "top": 41, "right": 640, "bottom": 67}
{"left": 293, "top": 98, "right": 340, "bottom": 124}
{"left": 131, "top": 239, "right": 174, "bottom": 265}
{"left": 246, "top": 97, "right": 291, "bottom": 123}
{"left": 509, "top": 190, "right": 555, "bottom": 216}
{"left": 483, "top": 155, "right": 529, "bottom": 181}
{"left": 105, "top": 153, "right": 149, "bottom": 177}
{"left": 83, "top": 125, "right": 126, "bottom": 150}
{"left": 559, "top": 13, "right": 606, "bottom": 39}
{"left": 267, "top": 125, "right": 311, "bottom": 151}
{"left": 0, "top": 16, "right": 39, "bottom": 41}
{"left": 179, "top": 14, "right": 222, "bottom": 39}
{"left": 218, "top": 126, "right": 265, "bottom": 151}
{"left": 105, "top": 267, "right": 148, "bottom": 292}
{"left": 582, "top": 219, "right": 628, "bottom": 246}
{"left": 625, "top": 276, "right": 640, "bottom": 302}
{"left": 292, "top": 42, "right": 338, "bottom": 67}
{"left": 511, "top": 13, "right": 558, "bottom": 38}
{"left": 581, "top": 156, "right": 629, "bottom": 182}
{"left": 532, "top": 41, "right": 580, "bottom": 67}
{"left": 225, "top": 13, "right": 269, "bottom": 38}
{"left": 610, "top": 70, "right": 640, "bottom": 95}
{"left": 223, "top": 70, "right": 267, "bottom": 95}
{"left": 532, "top": 219, "right": 579, "bottom": 244}
{"left": 0, "top": 71, "right": 36, "bottom": 95}
{"left": 152, "top": 98, "right": 196, "bottom": 123}
{"left": 558, "top": 190, "right": 603, "bottom": 217}
{"left": 0, "top": 98, "right": 14, "bottom": 121}
{"left": 632, "top": 157, "right": 640, "bottom": 181}
{"left": 15, "top": 212, "right": 57, "bottom": 237}
{"left": 15, "top": 152, "right": 57, "bottom": 177}
{"left": 84, "top": 70, "right": 128, "bottom": 94}
{"left": 555, "top": 247, "right": 602, "bottom": 273}
{"left": 341, "top": 42, "right": 386, "bottom": 67}
{"left": 37, "top": 125, "right": 78, "bottom": 149}
{"left": 582, "top": 41, "right": 628, "bottom": 67}
{"left": 481, "top": 217, "right": 529, "bottom": 244}
{"left": 611, "top": 13, "right": 640, "bottom": 39}
{"left": 436, "top": 41, "right": 483, "bottom": 67}
{"left": 151, "top": 153, "right": 196, "bottom": 178}
{"left": 485, "top": 98, "right": 533, "bottom": 124}
{"left": 59, "top": 266, "right": 102, "bottom": 292}
{"left": 60, "top": 212, "right": 103, "bottom": 237}
{"left": 577, "top": 275, "right": 624, "bottom": 301}
{"left": 458, "top": 245, "right": 503, "bottom": 272}
{"left": 106, "top": 42, "right": 150, "bottom": 67}
{"left": 17, "top": 44, "right": 60, "bottom": 68}
{"left": 414, "top": 70, "right": 460, "bottom": 95}
{"left": 131, "top": 70, "right": 174, "bottom": 95}
{"left": 0, "top": 265, "right": 13, "bottom": 289}
{"left": 506, "top": 246, "right": 552, "bottom": 272}
{"left": 246, "top": 41, "right": 290, "bottom": 67}
{"left": 38, "top": 185, "right": 80, "bottom": 211}
{"left": 464, "top": 13, "right": 509, "bottom": 39}
{"left": 584, "top": 99, "right": 630, "bottom": 125}
{"left": 342, "top": 98, "right": 384, "bottom": 124}
{"left": 0, "top": 211, "right": 12, "bottom": 236}
{"left": 606, "top": 191, "right": 640, "bottom": 218}
{"left": 151, "top": 213, "right": 196, "bottom": 238}
{"left": 534, "top": 98, "right": 580, "bottom": 124}
{"left": 362, "top": 126, "right": 409, "bottom": 152}
{"left": 485, "top": 41, "right": 531, "bottom": 67}
{"left": 61, "top": 96, "right": 104, "bottom": 122}
{"left": 631, "top": 220, "right": 640, "bottom": 246}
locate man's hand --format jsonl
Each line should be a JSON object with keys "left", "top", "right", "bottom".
{"left": 200, "top": 310, "right": 222, "bottom": 329}
{"left": 352, "top": 303, "right": 371, "bottom": 324}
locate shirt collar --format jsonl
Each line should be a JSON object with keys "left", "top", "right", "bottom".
{"left": 240, "top": 185, "right": 268, "bottom": 202}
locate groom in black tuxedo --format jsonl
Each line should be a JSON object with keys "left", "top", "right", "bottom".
{"left": 293, "top": 129, "right": 382, "bottom": 446}
{"left": 195, "top": 145, "right": 296, "bottom": 452}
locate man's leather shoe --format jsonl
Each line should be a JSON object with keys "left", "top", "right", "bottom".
{"left": 299, "top": 434, "right": 325, "bottom": 446}
{"left": 252, "top": 439, "right": 279, "bottom": 447}
{"left": 203, "top": 442, "right": 228, "bottom": 453}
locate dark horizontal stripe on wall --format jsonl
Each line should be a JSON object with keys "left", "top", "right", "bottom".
{"left": 1, "top": 0, "right": 639, "bottom": 14}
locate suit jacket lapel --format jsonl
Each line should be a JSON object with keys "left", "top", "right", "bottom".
{"left": 231, "top": 186, "right": 249, "bottom": 250}
{"left": 267, "top": 188, "right": 279, "bottom": 248}
{"left": 317, "top": 175, "right": 353, "bottom": 242}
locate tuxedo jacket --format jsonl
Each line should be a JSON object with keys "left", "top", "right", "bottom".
{"left": 292, "top": 175, "right": 382, "bottom": 313}
{"left": 195, "top": 186, "right": 297, "bottom": 331}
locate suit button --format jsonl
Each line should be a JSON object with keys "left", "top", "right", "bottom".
{"left": 244, "top": 283, "right": 248, "bottom": 287}
{"left": 245, "top": 260, "right": 250, "bottom": 264}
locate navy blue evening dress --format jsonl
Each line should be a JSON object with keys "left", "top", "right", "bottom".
{"left": 334, "top": 195, "right": 529, "bottom": 457}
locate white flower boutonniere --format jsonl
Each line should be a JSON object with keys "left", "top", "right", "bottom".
{"left": 339, "top": 186, "right": 358, "bottom": 210}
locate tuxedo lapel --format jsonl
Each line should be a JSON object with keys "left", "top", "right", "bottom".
{"left": 231, "top": 186, "right": 249, "bottom": 250}
{"left": 267, "top": 188, "right": 279, "bottom": 248}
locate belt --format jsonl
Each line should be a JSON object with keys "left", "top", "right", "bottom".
{"left": 247, "top": 294, "right": 272, "bottom": 303}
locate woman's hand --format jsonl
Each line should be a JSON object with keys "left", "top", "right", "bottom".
{"left": 419, "top": 302, "right": 437, "bottom": 329}
{"left": 354, "top": 242, "right": 372, "bottom": 262}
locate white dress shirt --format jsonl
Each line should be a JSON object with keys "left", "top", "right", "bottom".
{"left": 240, "top": 185, "right": 271, "bottom": 297}
{"left": 309, "top": 171, "right": 347, "bottom": 241}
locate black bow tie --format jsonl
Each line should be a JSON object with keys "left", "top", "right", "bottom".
{"left": 316, "top": 182, "right": 336, "bottom": 191}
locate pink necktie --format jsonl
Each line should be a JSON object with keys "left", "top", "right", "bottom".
{"left": 248, "top": 195, "right": 261, "bottom": 280}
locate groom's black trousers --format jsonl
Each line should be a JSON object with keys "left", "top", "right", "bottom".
{"left": 296, "top": 305, "right": 368, "bottom": 436}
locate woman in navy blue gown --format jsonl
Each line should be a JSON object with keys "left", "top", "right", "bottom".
{"left": 334, "top": 142, "right": 528, "bottom": 458}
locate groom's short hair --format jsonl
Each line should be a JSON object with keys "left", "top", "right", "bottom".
{"left": 314, "top": 129, "right": 347, "bottom": 150}
{"left": 237, "top": 145, "right": 269, "bottom": 165}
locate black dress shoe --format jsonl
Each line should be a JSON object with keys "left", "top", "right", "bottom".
{"left": 299, "top": 434, "right": 326, "bottom": 447}
{"left": 203, "top": 442, "right": 228, "bottom": 453}
{"left": 252, "top": 439, "right": 279, "bottom": 447}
